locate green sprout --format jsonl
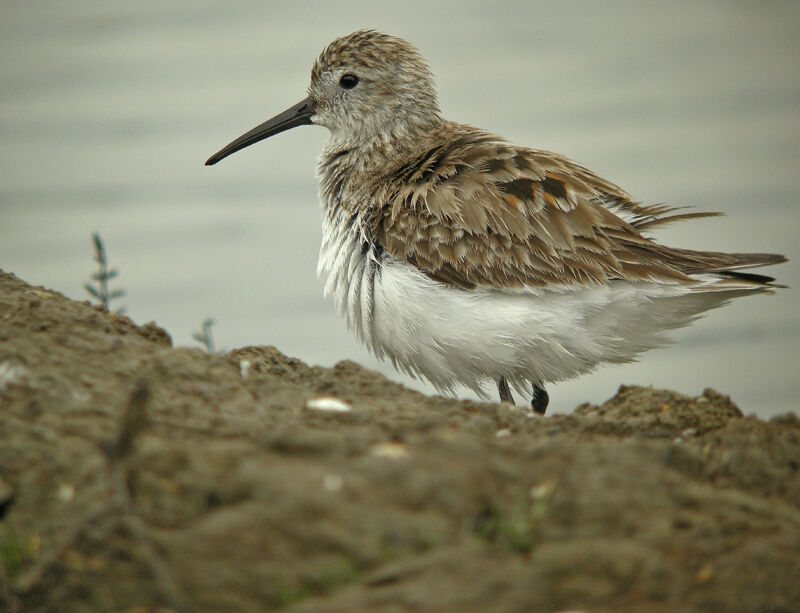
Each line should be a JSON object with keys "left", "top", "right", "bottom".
{"left": 84, "top": 232, "right": 125, "bottom": 313}
{"left": 1, "top": 520, "right": 39, "bottom": 578}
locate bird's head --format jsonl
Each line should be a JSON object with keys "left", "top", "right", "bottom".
{"left": 206, "top": 30, "right": 442, "bottom": 166}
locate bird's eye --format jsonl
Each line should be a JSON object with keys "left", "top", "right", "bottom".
{"left": 339, "top": 74, "right": 359, "bottom": 90}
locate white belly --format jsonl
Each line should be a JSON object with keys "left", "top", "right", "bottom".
{"left": 317, "top": 211, "right": 734, "bottom": 399}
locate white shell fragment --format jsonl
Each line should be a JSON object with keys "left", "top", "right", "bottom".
{"left": 239, "top": 359, "right": 251, "bottom": 379}
{"left": 305, "top": 396, "right": 352, "bottom": 412}
{"left": 0, "top": 361, "right": 27, "bottom": 391}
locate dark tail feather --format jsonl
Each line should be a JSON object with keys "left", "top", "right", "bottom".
{"left": 707, "top": 252, "right": 787, "bottom": 289}
{"left": 626, "top": 203, "right": 787, "bottom": 287}
{"left": 663, "top": 248, "right": 788, "bottom": 288}
{"left": 718, "top": 269, "right": 784, "bottom": 287}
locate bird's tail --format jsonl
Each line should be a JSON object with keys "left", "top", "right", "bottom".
{"left": 683, "top": 250, "right": 788, "bottom": 291}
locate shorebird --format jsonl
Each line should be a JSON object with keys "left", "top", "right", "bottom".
{"left": 206, "top": 30, "right": 785, "bottom": 414}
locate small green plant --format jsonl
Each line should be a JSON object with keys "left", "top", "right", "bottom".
{"left": 1, "top": 520, "right": 38, "bottom": 578}
{"left": 84, "top": 232, "right": 125, "bottom": 313}
{"left": 473, "top": 481, "right": 555, "bottom": 554}
{"left": 473, "top": 500, "right": 534, "bottom": 554}
{"left": 192, "top": 318, "right": 216, "bottom": 353}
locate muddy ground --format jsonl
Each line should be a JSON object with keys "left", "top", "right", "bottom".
{"left": 0, "top": 269, "right": 798, "bottom": 613}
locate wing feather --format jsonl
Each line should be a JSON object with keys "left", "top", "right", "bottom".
{"left": 375, "top": 124, "right": 784, "bottom": 290}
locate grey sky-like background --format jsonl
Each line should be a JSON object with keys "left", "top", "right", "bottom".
{"left": 2, "top": 1, "right": 798, "bottom": 417}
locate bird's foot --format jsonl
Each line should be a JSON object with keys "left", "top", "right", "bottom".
{"left": 497, "top": 377, "right": 514, "bottom": 404}
{"left": 531, "top": 384, "right": 548, "bottom": 415}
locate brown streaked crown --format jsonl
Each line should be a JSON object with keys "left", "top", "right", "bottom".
{"left": 312, "top": 29, "right": 434, "bottom": 86}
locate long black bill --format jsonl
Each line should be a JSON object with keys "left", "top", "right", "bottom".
{"left": 205, "top": 97, "right": 314, "bottom": 166}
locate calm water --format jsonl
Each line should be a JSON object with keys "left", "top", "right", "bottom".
{"left": 1, "top": 2, "right": 798, "bottom": 417}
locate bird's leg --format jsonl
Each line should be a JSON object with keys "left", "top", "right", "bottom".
{"left": 497, "top": 377, "right": 514, "bottom": 404}
{"left": 531, "top": 383, "right": 549, "bottom": 415}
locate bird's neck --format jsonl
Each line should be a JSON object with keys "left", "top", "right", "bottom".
{"left": 318, "top": 117, "right": 443, "bottom": 212}
{"left": 328, "top": 112, "right": 444, "bottom": 169}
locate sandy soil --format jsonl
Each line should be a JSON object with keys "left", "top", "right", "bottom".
{"left": 0, "top": 269, "right": 798, "bottom": 613}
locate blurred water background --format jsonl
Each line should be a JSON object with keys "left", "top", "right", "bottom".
{"left": 1, "top": 1, "right": 798, "bottom": 417}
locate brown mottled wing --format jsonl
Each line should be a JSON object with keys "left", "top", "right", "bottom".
{"left": 376, "top": 126, "right": 780, "bottom": 290}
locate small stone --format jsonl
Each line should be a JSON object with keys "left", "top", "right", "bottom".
{"left": 323, "top": 474, "right": 343, "bottom": 492}
{"left": 306, "top": 397, "right": 351, "bottom": 412}
{"left": 370, "top": 441, "right": 409, "bottom": 459}
{"left": 57, "top": 483, "right": 75, "bottom": 503}
{"left": 0, "top": 361, "right": 27, "bottom": 391}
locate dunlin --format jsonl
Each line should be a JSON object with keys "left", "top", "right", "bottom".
{"left": 207, "top": 30, "right": 786, "bottom": 414}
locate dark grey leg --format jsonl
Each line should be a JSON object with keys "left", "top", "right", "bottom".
{"left": 497, "top": 377, "right": 514, "bottom": 404}
{"left": 531, "top": 383, "right": 549, "bottom": 415}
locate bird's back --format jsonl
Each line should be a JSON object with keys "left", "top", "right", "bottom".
{"left": 370, "top": 122, "right": 785, "bottom": 294}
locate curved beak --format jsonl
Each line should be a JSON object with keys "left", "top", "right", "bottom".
{"left": 205, "top": 97, "right": 315, "bottom": 166}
